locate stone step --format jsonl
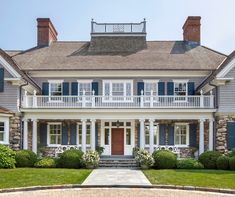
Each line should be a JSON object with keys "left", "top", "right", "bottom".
{"left": 98, "top": 158, "right": 138, "bottom": 168}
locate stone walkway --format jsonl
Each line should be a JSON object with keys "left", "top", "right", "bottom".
{"left": 82, "top": 169, "right": 151, "bottom": 186}
{"left": 1, "top": 188, "right": 234, "bottom": 197}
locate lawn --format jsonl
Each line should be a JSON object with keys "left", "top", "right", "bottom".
{"left": 0, "top": 168, "right": 91, "bottom": 189}
{"left": 143, "top": 169, "right": 235, "bottom": 189}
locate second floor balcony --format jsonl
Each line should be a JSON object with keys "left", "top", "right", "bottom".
{"left": 22, "top": 93, "right": 214, "bottom": 109}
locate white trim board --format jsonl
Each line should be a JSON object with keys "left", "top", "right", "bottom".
{"left": 0, "top": 56, "right": 21, "bottom": 78}
{"left": 217, "top": 56, "right": 235, "bottom": 78}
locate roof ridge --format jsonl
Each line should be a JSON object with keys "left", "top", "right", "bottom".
{"left": 201, "top": 45, "right": 227, "bottom": 57}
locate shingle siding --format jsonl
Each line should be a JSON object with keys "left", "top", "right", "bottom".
{"left": 218, "top": 66, "right": 235, "bottom": 112}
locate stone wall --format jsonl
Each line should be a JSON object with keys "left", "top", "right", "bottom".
{"left": 9, "top": 115, "right": 21, "bottom": 150}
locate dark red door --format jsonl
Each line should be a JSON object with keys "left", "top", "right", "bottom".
{"left": 111, "top": 128, "right": 124, "bottom": 155}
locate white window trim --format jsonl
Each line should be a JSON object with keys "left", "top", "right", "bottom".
{"left": 77, "top": 122, "right": 91, "bottom": 147}
{"left": 102, "top": 80, "right": 133, "bottom": 102}
{"left": 144, "top": 122, "right": 159, "bottom": 147}
{"left": 47, "top": 122, "right": 62, "bottom": 147}
{"left": 48, "top": 80, "right": 64, "bottom": 102}
{"left": 174, "top": 123, "right": 189, "bottom": 147}
{"left": 0, "top": 117, "right": 9, "bottom": 145}
{"left": 173, "top": 80, "right": 189, "bottom": 102}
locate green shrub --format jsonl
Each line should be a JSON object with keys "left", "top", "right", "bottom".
{"left": 0, "top": 145, "right": 16, "bottom": 168}
{"left": 198, "top": 151, "right": 221, "bottom": 169}
{"left": 95, "top": 146, "right": 104, "bottom": 156}
{"left": 227, "top": 148, "right": 235, "bottom": 157}
{"left": 177, "top": 158, "right": 203, "bottom": 169}
{"left": 152, "top": 150, "right": 177, "bottom": 169}
{"left": 34, "top": 158, "right": 56, "bottom": 168}
{"left": 15, "top": 150, "right": 37, "bottom": 167}
{"left": 216, "top": 155, "right": 229, "bottom": 170}
{"left": 229, "top": 156, "right": 235, "bottom": 170}
{"left": 58, "top": 149, "right": 83, "bottom": 168}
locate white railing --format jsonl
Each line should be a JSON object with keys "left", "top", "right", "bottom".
{"left": 22, "top": 93, "right": 214, "bottom": 109}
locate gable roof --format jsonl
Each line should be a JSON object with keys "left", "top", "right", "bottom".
{"left": 11, "top": 41, "right": 226, "bottom": 71}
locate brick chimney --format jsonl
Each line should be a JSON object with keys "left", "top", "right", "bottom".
{"left": 37, "top": 18, "right": 58, "bottom": 46}
{"left": 182, "top": 16, "right": 201, "bottom": 44}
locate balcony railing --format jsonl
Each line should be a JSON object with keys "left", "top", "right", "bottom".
{"left": 91, "top": 19, "right": 146, "bottom": 34}
{"left": 22, "top": 94, "right": 214, "bottom": 109}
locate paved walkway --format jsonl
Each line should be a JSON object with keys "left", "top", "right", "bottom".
{"left": 1, "top": 188, "right": 234, "bottom": 197}
{"left": 82, "top": 169, "right": 151, "bottom": 186}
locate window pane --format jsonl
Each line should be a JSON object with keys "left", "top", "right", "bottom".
{"left": 105, "top": 128, "right": 109, "bottom": 145}
{"left": 50, "top": 136, "right": 56, "bottom": 144}
{"left": 49, "top": 124, "right": 62, "bottom": 144}
{"left": 126, "top": 122, "right": 131, "bottom": 127}
{"left": 154, "top": 125, "right": 158, "bottom": 145}
{"left": 105, "top": 122, "right": 109, "bottom": 127}
{"left": 126, "top": 83, "right": 131, "bottom": 96}
{"left": 126, "top": 128, "right": 131, "bottom": 145}
{"left": 145, "top": 124, "right": 150, "bottom": 145}
{"left": 112, "top": 83, "right": 124, "bottom": 96}
{"left": 0, "top": 133, "right": 3, "bottom": 141}
{"left": 104, "top": 83, "right": 110, "bottom": 96}
{"left": 50, "top": 83, "right": 62, "bottom": 97}
{"left": 79, "top": 83, "right": 91, "bottom": 95}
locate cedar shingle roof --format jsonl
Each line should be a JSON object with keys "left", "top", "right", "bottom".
{"left": 12, "top": 41, "right": 226, "bottom": 71}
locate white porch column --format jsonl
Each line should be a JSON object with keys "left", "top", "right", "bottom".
{"left": 90, "top": 119, "right": 96, "bottom": 151}
{"left": 139, "top": 119, "right": 145, "bottom": 149}
{"left": 149, "top": 118, "right": 154, "bottom": 154}
{"left": 23, "top": 119, "right": 28, "bottom": 150}
{"left": 199, "top": 119, "right": 205, "bottom": 155}
{"left": 81, "top": 119, "right": 87, "bottom": 152}
{"left": 32, "top": 119, "right": 38, "bottom": 154}
{"left": 209, "top": 119, "right": 214, "bottom": 151}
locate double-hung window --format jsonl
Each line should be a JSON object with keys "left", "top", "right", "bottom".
{"left": 103, "top": 80, "right": 133, "bottom": 101}
{"left": 0, "top": 122, "right": 5, "bottom": 143}
{"left": 77, "top": 80, "right": 92, "bottom": 102}
{"left": 174, "top": 123, "right": 189, "bottom": 146}
{"left": 144, "top": 122, "right": 159, "bottom": 146}
{"left": 48, "top": 123, "right": 62, "bottom": 145}
{"left": 0, "top": 119, "right": 9, "bottom": 144}
{"left": 144, "top": 80, "right": 159, "bottom": 96}
{"left": 173, "top": 80, "right": 188, "bottom": 101}
{"left": 77, "top": 122, "right": 91, "bottom": 145}
{"left": 49, "top": 80, "right": 63, "bottom": 102}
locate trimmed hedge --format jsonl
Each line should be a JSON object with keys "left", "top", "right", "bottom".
{"left": 15, "top": 150, "right": 37, "bottom": 167}
{"left": 229, "top": 156, "right": 235, "bottom": 170}
{"left": 152, "top": 150, "right": 177, "bottom": 169}
{"left": 58, "top": 149, "right": 83, "bottom": 168}
{"left": 0, "top": 145, "right": 16, "bottom": 169}
{"left": 34, "top": 158, "right": 56, "bottom": 168}
{"left": 216, "top": 155, "right": 229, "bottom": 170}
{"left": 177, "top": 158, "right": 203, "bottom": 169}
{"left": 198, "top": 151, "right": 221, "bottom": 169}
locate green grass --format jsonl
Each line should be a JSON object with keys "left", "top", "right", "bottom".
{"left": 143, "top": 169, "right": 235, "bottom": 189}
{"left": 0, "top": 168, "right": 91, "bottom": 189}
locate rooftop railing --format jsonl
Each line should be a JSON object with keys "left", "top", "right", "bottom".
{"left": 91, "top": 19, "right": 146, "bottom": 34}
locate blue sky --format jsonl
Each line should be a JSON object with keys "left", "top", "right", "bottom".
{"left": 0, "top": 0, "right": 234, "bottom": 55}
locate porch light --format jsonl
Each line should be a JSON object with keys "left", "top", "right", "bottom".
{"left": 116, "top": 120, "right": 120, "bottom": 128}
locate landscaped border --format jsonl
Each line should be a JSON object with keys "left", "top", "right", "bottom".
{"left": 1, "top": 185, "right": 235, "bottom": 195}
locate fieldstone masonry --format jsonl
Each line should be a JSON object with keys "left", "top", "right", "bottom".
{"left": 9, "top": 115, "right": 21, "bottom": 150}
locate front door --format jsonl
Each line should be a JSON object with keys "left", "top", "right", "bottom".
{"left": 111, "top": 128, "right": 124, "bottom": 155}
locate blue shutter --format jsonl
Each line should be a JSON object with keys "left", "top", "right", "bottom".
{"left": 70, "top": 123, "right": 77, "bottom": 145}
{"left": 168, "top": 125, "right": 174, "bottom": 145}
{"left": 62, "top": 123, "right": 68, "bottom": 145}
{"left": 0, "top": 68, "right": 4, "bottom": 92}
{"left": 92, "top": 82, "right": 99, "bottom": 95}
{"left": 71, "top": 82, "right": 78, "bottom": 95}
{"left": 42, "top": 82, "right": 49, "bottom": 95}
{"left": 39, "top": 122, "right": 47, "bottom": 146}
{"left": 159, "top": 124, "right": 166, "bottom": 145}
{"left": 63, "top": 82, "right": 69, "bottom": 95}
{"left": 167, "top": 82, "right": 174, "bottom": 95}
{"left": 137, "top": 82, "right": 144, "bottom": 95}
{"left": 95, "top": 122, "right": 98, "bottom": 148}
{"left": 188, "top": 82, "right": 195, "bottom": 95}
{"left": 227, "top": 122, "right": 235, "bottom": 150}
{"left": 189, "top": 123, "right": 197, "bottom": 147}
{"left": 158, "top": 82, "right": 165, "bottom": 95}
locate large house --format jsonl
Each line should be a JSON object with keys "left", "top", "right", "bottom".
{"left": 0, "top": 16, "right": 234, "bottom": 158}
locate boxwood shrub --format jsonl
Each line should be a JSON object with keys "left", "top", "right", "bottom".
{"left": 152, "top": 150, "right": 177, "bottom": 169}
{"left": 216, "top": 155, "right": 229, "bottom": 170}
{"left": 198, "top": 151, "right": 221, "bottom": 169}
{"left": 177, "top": 158, "right": 203, "bottom": 169}
{"left": 58, "top": 149, "right": 83, "bottom": 168}
{"left": 229, "top": 156, "right": 235, "bottom": 170}
{"left": 34, "top": 158, "right": 56, "bottom": 168}
{"left": 15, "top": 150, "right": 37, "bottom": 167}
{"left": 0, "top": 145, "right": 16, "bottom": 169}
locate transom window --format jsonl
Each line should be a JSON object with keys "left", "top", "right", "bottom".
{"left": 144, "top": 80, "right": 159, "bottom": 96}
{"left": 145, "top": 122, "right": 159, "bottom": 146}
{"left": 77, "top": 122, "right": 91, "bottom": 145}
{"left": 0, "top": 122, "right": 4, "bottom": 142}
{"left": 48, "top": 123, "right": 62, "bottom": 145}
{"left": 174, "top": 123, "right": 189, "bottom": 146}
{"left": 78, "top": 81, "right": 92, "bottom": 96}
{"left": 103, "top": 80, "right": 133, "bottom": 101}
{"left": 173, "top": 80, "right": 188, "bottom": 101}
{"left": 49, "top": 80, "right": 63, "bottom": 101}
